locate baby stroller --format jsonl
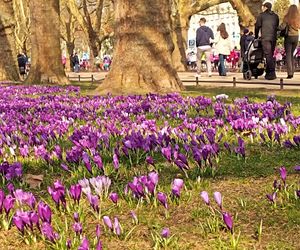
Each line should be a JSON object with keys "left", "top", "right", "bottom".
{"left": 242, "top": 38, "right": 265, "bottom": 80}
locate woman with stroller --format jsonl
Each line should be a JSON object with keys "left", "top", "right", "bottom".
{"left": 279, "top": 5, "right": 300, "bottom": 79}
{"left": 214, "top": 23, "right": 231, "bottom": 76}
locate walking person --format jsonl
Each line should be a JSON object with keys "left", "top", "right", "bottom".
{"left": 214, "top": 23, "right": 231, "bottom": 76}
{"left": 255, "top": 1, "right": 279, "bottom": 80}
{"left": 240, "top": 28, "right": 249, "bottom": 60}
{"left": 279, "top": 4, "right": 300, "bottom": 79}
{"left": 195, "top": 18, "right": 214, "bottom": 77}
{"left": 17, "top": 53, "right": 27, "bottom": 79}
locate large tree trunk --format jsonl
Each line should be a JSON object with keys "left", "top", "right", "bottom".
{"left": 0, "top": 0, "right": 20, "bottom": 81}
{"left": 96, "top": 0, "right": 183, "bottom": 95}
{"left": 171, "top": 12, "right": 188, "bottom": 72}
{"left": 25, "top": 0, "right": 69, "bottom": 84}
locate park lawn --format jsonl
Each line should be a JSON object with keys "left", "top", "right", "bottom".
{"left": 0, "top": 85, "right": 299, "bottom": 250}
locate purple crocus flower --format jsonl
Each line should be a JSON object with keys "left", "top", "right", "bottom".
{"left": 29, "top": 211, "right": 39, "bottom": 230}
{"left": 171, "top": 178, "right": 184, "bottom": 197}
{"left": 72, "top": 222, "right": 83, "bottom": 235}
{"left": 130, "top": 210, "right": 138, "bottom": 224}
{"left": 279, "top": 167, "right": 287, "bottom": 183}
{"left": 41, "top": 222, "right": 59, "bottom": 242}
{"left": 74, "top": 212, "right": 79, "bottom": 222}
{"left": 48, "top": 180, "right": 66, "bottom": 208}
{"left": 103, "top": 216, "right": 113, "bottom": 230}
{"left": 222, "top": 212, "right": 233, "bottom": 233}
{"left": 82, "top": 152, "right": 92, "bottom": 173}
{"left": 113, "top": 217, "right": 121, "bottom": 236}
{"left": 93, "top": 155, "right": 103, "bottom": 170}
{"left": 148, "top": 172, "right": 159, "bottom": 186}
{"left": 78, "top": 237, "right": 89, "bottom": 250}
{"left": 87, "top": 193, "right": 99, "bottom": 213}
{"left": 3, "top": 195, "right": 15, "bottom": 216}
{"left": 14, "top": 189, "right": 36, "bottom": 209}
{"left": 296, "top": 190, "right": 300, "bottom": 198}
{"left": 294, "top": 166, "right": 300, "bottom": 171}
{"left": 113, "top": 153, "right": 119, "bottom": 170}
{"left": 146, "top": 156, "right": 155, "bottom": 166}
{"left": 161, "top": 228, "right": 170, "bottom": 238}
{"left": 0, "top": 189, "right": 5, "bottom": 212}
{"left": 69, "top": 184, "right": 82, "bottom": 203}
{"left": 7, "top": 183, "right": 14, "bottom": 195}
{"left": 157, "top": 192, "right": 168, "bottom": 209}
{"left": 37, "top": 201, "right": 52, "bottom": 223}
{"left": 13, "top": 215, "right": 25, "bottom": 234}
{"left": 109, "top": 192, "right": 118, "bottom": 204}
{"left": 200, "top": 191, "right": 210, "bottom": 205}
{"left": 60, "top": 164, "right": 69, "bottom": 172}
{"left": 161, "top": 146, "right": 172, "bottom": 162}
{"left": 96, "top": 239, "right": 103, "bottom": 250}
{"left": 213, "top": 192, "right": 222, "bottom": 209}
{"left": 96, "top": 224, "right": 101, "bottom": 238}
{"left": 266, "top": 192, "right": 277, "bottom": 203}
{"left": 66, "top": 239, "right": 72, "bottom": 249}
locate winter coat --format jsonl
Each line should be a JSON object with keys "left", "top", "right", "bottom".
{"left": 255, "top": 10, "right": 279, "bottom": 41}
{"left": 196, "top": 26, "right": 214, "bottom": 47}
{"left": 279, "top": 22, "right": 299, "bottom": 37}
{"left": 214, "top": 31, "right": 231, "bottom": 56}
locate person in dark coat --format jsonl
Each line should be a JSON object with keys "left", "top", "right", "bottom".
{"left": 240, "top": 28, "right": 249, "bottom": 59}
{"left": 255, "top": 1, "right": 279, "bottom": 80}
{"left": 17, "top": 53, "right": 27, "bottom": 77}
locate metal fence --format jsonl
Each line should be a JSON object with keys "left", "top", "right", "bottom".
{"left": 182, "top": 77, "right": 300, "bottom": 89}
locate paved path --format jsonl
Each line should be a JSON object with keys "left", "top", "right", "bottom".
{"left": 67, "top": 71, "right": 300, "bottom": 89}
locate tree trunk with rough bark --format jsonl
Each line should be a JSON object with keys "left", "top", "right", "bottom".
{"left": 96, "top": 0, "right": 183, "bottom": 95}
{"left": 171, "top": 11, "right": 188, "bottom": 71}
{"left": 25, "top": 0, "right": 69, "bottom": 84}
{"left": 0, "top": 0, "right": 20, "bottom": 81}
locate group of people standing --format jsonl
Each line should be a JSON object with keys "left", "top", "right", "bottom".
{"left": 195, "top": 2, "right": 300, "bottom": 80}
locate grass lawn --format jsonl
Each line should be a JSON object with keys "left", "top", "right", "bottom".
{"left": 0, "top": 84, "right": 299, "bottom": 250}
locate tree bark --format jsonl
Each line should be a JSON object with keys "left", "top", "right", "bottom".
{"left": 25, "top": 0, "right": 69, "bottom": 84}
{"left": 171, "top": 3, "right": 188, "bottom": 72}
{"left": 96, "top": 0, "right": 183, "bottom": 95}
{"left": 0, "top": 0, "right": 20, "bottom": 81}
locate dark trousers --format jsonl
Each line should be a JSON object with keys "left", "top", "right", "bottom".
{"left": 262, "top": 40, "right": 276, "bottom": 75}
{"left": 284, "top": 36, "right": 298, "bottom": 76}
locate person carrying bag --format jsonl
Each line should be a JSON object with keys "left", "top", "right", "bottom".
{"left": 279, "top": 4, "right": 300, "bottom": 79}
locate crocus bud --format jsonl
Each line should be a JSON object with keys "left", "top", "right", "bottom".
{"left": 213, "top": 192, "right": 222, "bottom": 209}
{"left": 96, "top": 224, "right": 101, "bottom": 238}
{"left": 109, "top": 192, "right": 118, "bottom": 204}
{"left": 279, "top": 166, "right": 287, "bottom": 183}
{"left": 37, "top": 201, "right": 52, "bottom": 223}
{"left": 113, "top": 217, "right": 121, "bottom": 236}
{"left": 73, "top": 212, "right": 79, "bottom": 222}
{"left": 103, "top": 216, "right": 112, "bottom": 230}
{"left": 78, "top": 237, "right": 89, "bottom": 250}
{"left": 222, "top": 212, "right": 233, "bottom": 233}
{"left": 200, "top": 191, "right": 210, "bottom": 205}
{"left": 157, "top": 192, "right": 168, "bottom": 209}
{"left": 161, "top": 228, "right": 170, "bottom": 238}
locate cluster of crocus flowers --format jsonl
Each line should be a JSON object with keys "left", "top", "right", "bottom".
{"left": 126, "top": 172, "right": 159, "bottom": 199}
{"left": 103, "top": 215, "right": 121, "bottom": 236}
{"left": 0, "top": 162, "right": 23, "bottom": 181}
{"left": 267, "top": 165, "right": 300, "bottom": 205}
{"left": 79, "top": 176, "right": 111, "bottom": 199}
{"left": 200, "top": 191, "right": 233, "bottom": 233}
{"left": 47, "top": 180, "right": 66, "bottom": 208}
